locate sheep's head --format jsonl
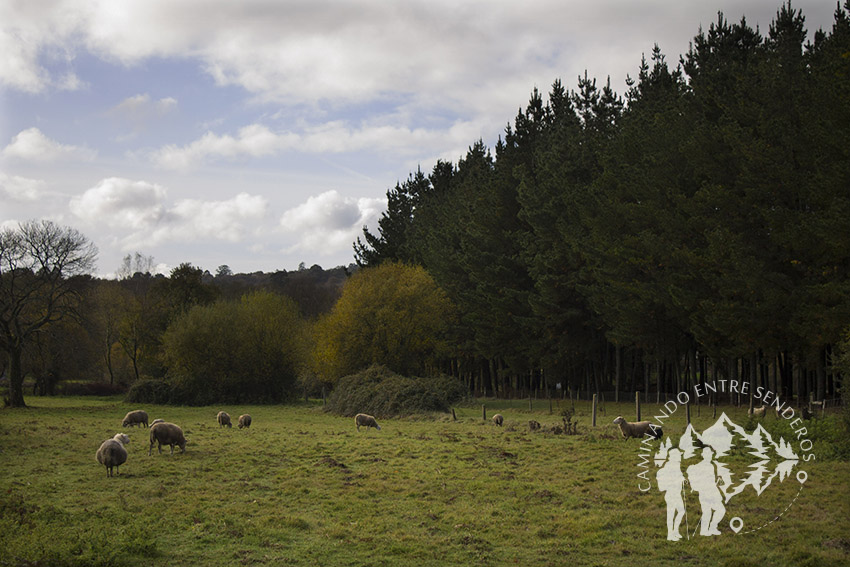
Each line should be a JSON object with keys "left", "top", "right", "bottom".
{"left": 613, "top": 416, "right": 625, "bottom": 425}
{"left": 114, "top": 433, "right": 131, "bottom": 445}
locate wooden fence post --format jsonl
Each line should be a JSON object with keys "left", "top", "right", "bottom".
{"left": 686, "top": 401, "right": 691, "bottom": 426}
{"left": 592, "top": 394, "right": 598, "bottom": 427}
{"left": 482, "top": 404, "right": 487, "bottom": 421}
{"left": 635, "top": 391, "right": 641, "bottom": 421}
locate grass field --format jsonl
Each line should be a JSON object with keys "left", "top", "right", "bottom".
{"left": 1, "top": 396, "right": 848, "bottom": 566}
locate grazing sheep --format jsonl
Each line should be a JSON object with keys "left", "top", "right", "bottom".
{"left": 216, "top": 411, "right": 232, "bottom": 428}
{"left": 528, "top": 420, "right": 541, "bottom": 431}
{"left": 354, "top": 413, "right": 381, "bottom": 432}
{"left": 96, "top": 433, "right": 130, "bottom": 477}
{"left": 613, "top": 416, "right": 662, "bottom": 440}
{"left": 237, "top": 414, "right": 252, "bottom": 429}
{"left": 149, "top": 418, "right": 165, "bottom": 427}
{"left": 122, "top": 409, "right": 149, "bottom": 428}
{"left": 492, "top": 414, "right": 504, "bottom": 427}
{"left": 748, "top": 405, "right": 766, "bottom": 418}
{"left": 149, "top": 422, "right": 187, "bottom": 455}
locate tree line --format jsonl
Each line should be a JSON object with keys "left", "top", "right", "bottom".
{"left": 354, "top": 4, "right": 850, "bottom": 403}
{"left": 0, "top": 232, "right": 363, "bottom": 406}
{"left": 2, "top": 223, "right": 455, "bottom": 406}
{"left": 3, "top": 3, "right": 849, "bottom": 408}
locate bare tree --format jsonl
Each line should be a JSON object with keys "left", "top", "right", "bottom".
{"left": 0, "top": 221, "right": 97, "bottom": 407}
{"left": 117, "top": 252, "right": 154, "bottom": 280}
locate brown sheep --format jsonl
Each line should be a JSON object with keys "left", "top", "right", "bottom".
{"left": 122, "top": 409, "right": 149, "bottom": 428}
{"left": 96, "top": 433, "right": 130, "bottom": 477}
{"left": 613, "top": 416, "right": 662, "bottom": 439}
{"left": 149, "top": 422, "right": 187, "bottom": 455}
{"left": 748, "top": 406, "right": 766, "bottom": 418}
{"left": 492, "top": 414, "right": 504, "bottom": 426}
{"left": 217, "top": 411, "right": 232, "bottom": 428}
{"left": 354, "top": 413, "right": 381, "bottom": 431}
{"left": 237, "top": 414, "right": 252, "bottom": 429}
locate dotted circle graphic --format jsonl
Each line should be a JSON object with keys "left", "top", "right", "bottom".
{"left": 739, "top": 485, "right": 804, "bottom": 535}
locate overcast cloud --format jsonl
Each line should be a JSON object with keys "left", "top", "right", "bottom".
{"left": 0, "top": 0, "right": 836, "bottom": 276}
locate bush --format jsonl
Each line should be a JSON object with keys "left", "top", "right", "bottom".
{"left": 57, "top": 381, "right": 126, "bottom": 397}
{"left": 125, "top": 379, "right": 174, "bottom": 404}
{"left": 162, "top": 291, "right": 306, "bottom": 404}
{"left": 325, "top": 364, "right": 466, "bottom": 417}
{"left": 312, "top": 263, "right": 456, "bottom": 382}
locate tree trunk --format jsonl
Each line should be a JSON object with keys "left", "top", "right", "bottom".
{"left": 614, "top": 344, "right": 621, "bottom": 402}
{"left": 7, "top": 345, "right": 26, "bottom": 407}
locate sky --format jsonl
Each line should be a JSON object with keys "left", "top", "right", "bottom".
{"left": 0, "top": 0, "right": 837, "bottom": 277}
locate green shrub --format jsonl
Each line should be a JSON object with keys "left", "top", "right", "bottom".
{"left": 125, "top": 379, "right": 174, "bottom": 404}
{"left": 57, "top": 381, "right": 125, "bottom": 397}
{"left": 325, "top": 364, "right": 466, "bottom": 417}
{"left": 161, "top": 291, "right": 306, "bottom": 405}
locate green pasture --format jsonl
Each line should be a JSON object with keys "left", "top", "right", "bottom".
{"left": 0, "top": 396, "right": 848, "bottom": 566}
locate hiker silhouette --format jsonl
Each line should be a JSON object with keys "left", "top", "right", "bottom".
{"left": 686, "top": 446, "right": 725, "bottom": 536}
{"left": 657, "top": 448, "right": 686, "bottom": 541}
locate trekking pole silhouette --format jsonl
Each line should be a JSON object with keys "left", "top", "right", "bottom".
{"left": 682, "top": 479, "right": 690, "bottom": 540}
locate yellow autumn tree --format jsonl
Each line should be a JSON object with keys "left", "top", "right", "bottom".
{"left": 312, "top": 262, "right": 455, "bottom": 382}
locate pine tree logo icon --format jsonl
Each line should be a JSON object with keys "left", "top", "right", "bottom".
{"left": 654, "top": 412, "right": 807, "bottom": 540}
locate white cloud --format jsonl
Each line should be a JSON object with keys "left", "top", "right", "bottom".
{"left": 150, "top": 119, "right": 481, "bottom": 170}
{"left": 280, "top": 190, "right": 384, "bottom": 256}
{"left": 161, "top": 192, "right": 268, "bottom": 243}
{"left": 0, "top": 172, "right": 46, "bottom": 201}
{"left": 111, "top": 93, "right": 177, "bottom": 118}
{"left": 69, "top": 177, "right": 268, "bottom": 250}
{"left": 69, "top": 177, "right": 167, "bottom": 229}
{"left": 2, "top": 128, "right": 97, "bottom": 162}
{"left": 152, "top": 124, "right": 290, "bottom": 170}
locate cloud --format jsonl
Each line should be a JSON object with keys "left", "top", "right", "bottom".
{"left": 2, "top": 127, "right": 97, "bottom": 162}
{"left": 110, "top": 93, "right": 177, "bottom": 119}
{"left": 151, "top": 119, "right": 480, "bottom": 170}
{"left": 2, "top": 0, "right": 835, "bottom": 115}
{"left": 151, "top": 124, "right": 290, "bottom": 170}
{"left": 280, "top": 190, "right": 384, "bottom": 256}
{"left": 69, "top": 177, "right": 268, "bottom": 250}
{"left": 160, "top": 192, "right": 268, "bottom": 243}
{"left": 69, "top": 177, "right": 167, "bottom": 229}
{"left": 0, "top": 173, "right": 46, "bottom": 201}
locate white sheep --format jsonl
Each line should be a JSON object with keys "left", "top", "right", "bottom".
{"left": 748, "top": 405, "right": 766, "bottom": 418}
{"left": 96, "top": 433, "right": 130, "bottom": 477}
{"left": 354, "top": 413, "right": 381, "bottom": 431}
{"left": 613, "top": 416, "right": 662, "bottom": 440}
{"left": 149, "top": 422, "right": 187, "bottom": 455}
{"left": 149, "top": 418, "right": 165, "bottom": 427}
{"left": 122, "top": 409, "right": 149, "bottom": 428}
{"left": 217, "top": 411, "right": 232, "bottom": 428}
{"left": 492, "top": 414, "right": 504, "bottom": 426}
{"left": 237, "top": 414, "right": 252, "bottom": 429}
